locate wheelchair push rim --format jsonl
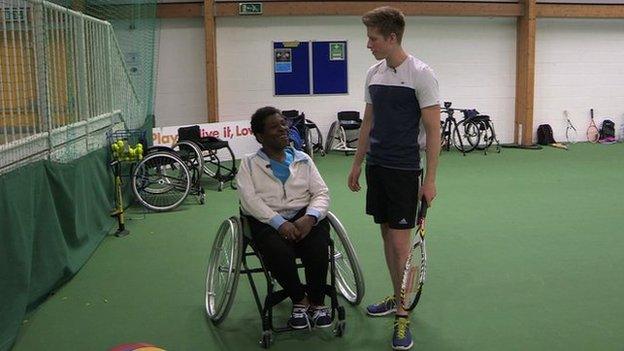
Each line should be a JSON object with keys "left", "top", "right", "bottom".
{"left": 132, "top": 151, "right": 191, "bottom": 212}
{"left": 205, "top": 217, "right": 243, "bottom": 324}
{"left": 172, "top": 140, "right": 204, "bottom": 187}
{"left": 327, "top": 212, "right": 365, "bottom": 305}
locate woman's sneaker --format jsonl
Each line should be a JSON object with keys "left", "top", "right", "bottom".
{"left": 366, "top": 296, "right": 397, "bottom": 316}
{"left": 288, "top": 304, "right": 311, "bottom": 330}
{"left": 309, "top": 306, "right": 332, "bottom": 328}
{"left": 392, "top": 315, "right": 413, "bottom": 350}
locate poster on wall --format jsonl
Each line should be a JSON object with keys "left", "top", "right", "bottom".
{"left": 329, "top": 42, "right": 345, "bottom": 61}
{"left": 273, "top": 40, "right": 347, "bottom": 95}
{"left": 273, "top": 41, "right": 311, "bottom": 95}
{"left": 274, "top": 48, "right": 292, "bottom": 73}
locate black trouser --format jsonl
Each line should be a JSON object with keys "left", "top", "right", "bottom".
{"left": 247, "top": 208, "right": 330, "bottom": 305}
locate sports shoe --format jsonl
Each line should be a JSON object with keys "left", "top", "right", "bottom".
{"left": 288, "top": 304, "right": 311, "bottom": 330}
{"left": 392, "top": 315, "right": 413, "bottom": 350}
{"left": 366, "top": 296, "right": 397, "bottom": 316}
{"left": 309, "top": 306, "right": 332, "bottom": 328}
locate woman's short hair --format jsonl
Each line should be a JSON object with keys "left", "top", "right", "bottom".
{"left": 251, "top": 106, "right": 281, "bottom": 135}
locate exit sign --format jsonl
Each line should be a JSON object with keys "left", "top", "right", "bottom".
{"left": 239, "top": 3, "right": 262, "bottom": 15}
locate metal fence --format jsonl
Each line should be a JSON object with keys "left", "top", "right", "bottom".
{"left": 0, "top": 0, "right": 145, "bottom": 174}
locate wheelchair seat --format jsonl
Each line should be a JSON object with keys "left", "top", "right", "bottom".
{"left": 337, "top": 111, "right": 362, "bottom": 130}
{"left": 325, "top": 111, "right": 362, "bottom": 155}
{"left": 205, "top": 211, "right": 365, "bottom": 348}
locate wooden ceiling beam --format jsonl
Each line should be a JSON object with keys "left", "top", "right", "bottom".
{"left": 157, "top": 3, "right": 202, "bottom": 18}
{"left": 537, "top": 3, "right": 624, "bottom": 19}
{"left": 215, "top": 2, "right": 522, "bottom": 17}
{"left": 156, "top": 2, "right": 624, "bottom": 19}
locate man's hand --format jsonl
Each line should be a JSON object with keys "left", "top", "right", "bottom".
{"left": 293, "top": 215, "right": 316, "bottom": 242}
{"left": 278, "top": 222, "right": 301, "bottom": 241}
{"left": 421, "top": 181, "right": 437, "bottom": 206}
{"left": 348, "top": 165, "right": 362, "bottom": 192}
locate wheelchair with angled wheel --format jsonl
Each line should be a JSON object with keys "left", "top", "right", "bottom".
{"left": 204, "top": 211, "right": 365, "bottom": 348}
{"left": 130, "top": 141, "right": 205, "bottom": 212}
{"left": 282, "top": 110, "right": 325, "bottom": 158}
{"left": 325, "top": 111, "right": 362, "bottom": 155}
{"left": 177, "top": 125, "right": 238, "bottom": 191}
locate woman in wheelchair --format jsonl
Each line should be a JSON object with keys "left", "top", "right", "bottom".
{"left": 236, "top": 106, "right": 332, "bottom": 330}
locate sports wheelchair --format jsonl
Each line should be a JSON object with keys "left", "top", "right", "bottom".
{"left": 205, "top": 211, "right": 365, "bottom": 348}
{"left": 325, "top": 111, "right": 362, "bottom": 155}
{"left": 177, "top": 125, "right": 238, "bottom": 191}
{"left": 282, "top": 110, "right": 325, "bottom": 158}
{"left": 130, "top": 139, "right": 205, "bottom": 212}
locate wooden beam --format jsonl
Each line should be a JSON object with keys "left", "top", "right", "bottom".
{"left": 214, "top": 1, "right": 522, "bottom": 17}
{"left": 204, "top": 0, "right": 219, "bottom": 122}
{"left": 157, "top": 3, "right": 202, "bottom": 18}
{"left": 157, "top": 2, "right": 624, "bottom": 19}
{"left": 537, "top": 3, "right": 624, "bottom": 19}
{"left": 514, "top": 0, "right": 536, "bottom": 146}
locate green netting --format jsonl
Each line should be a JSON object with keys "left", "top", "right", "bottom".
{"left": 0, "top": 0, "right": 157, "bottom": 172}
{"left": 46, "top": 0, "right": 159, "bottom": 119}
{"left": 78, "top": 0, "right": 158, "bottom": 118}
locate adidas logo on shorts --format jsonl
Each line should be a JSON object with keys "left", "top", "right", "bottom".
{"left": 398, "top": 218, "right": 408, "bottom": 225}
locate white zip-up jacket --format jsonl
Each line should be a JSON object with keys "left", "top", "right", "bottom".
{"left": 236, "top": 147, "right": 330, "bottom": 230}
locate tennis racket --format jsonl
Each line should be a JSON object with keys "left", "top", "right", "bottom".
{"left": 563, "top": 110, "right": 577, "bottom": 144}
{"left": 587, "top": 109, "right": 600, "bottom": 143}
{"left": 399, "top": 197, "right": 429, "bottom": 311}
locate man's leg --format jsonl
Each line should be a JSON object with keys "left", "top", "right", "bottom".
{"left": 381, "top": 226, "right": 412, "bottom": 316}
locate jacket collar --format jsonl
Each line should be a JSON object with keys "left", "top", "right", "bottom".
{"left": 255, "top": 146, "right": 308, "bottom": 163}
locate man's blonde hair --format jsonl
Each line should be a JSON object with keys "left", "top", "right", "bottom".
{"left": 362, "top": 6, "right": 405, "bottom": 44}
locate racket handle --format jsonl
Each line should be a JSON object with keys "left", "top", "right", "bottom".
{"left": 418, "top": 197, "right": 428, "bottom": 219}
{"left": 590, "top": 108, "right": 594, "bottom": 119}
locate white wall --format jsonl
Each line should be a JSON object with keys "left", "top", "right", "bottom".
{"left": 155, "top": 16, "right": 624, "bottom": 142}
{"left": 154, "top": 18, "right": 207, "bottom": 127}
{"left": 535, "top": 19, "right": 624, "bottom": 142}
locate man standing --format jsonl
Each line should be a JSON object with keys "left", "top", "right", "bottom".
{"left": 347, "top": 6, "right": 441, "bottom": 350}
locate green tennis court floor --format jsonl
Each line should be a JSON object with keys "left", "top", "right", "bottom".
{"left": 12, "top": 143, "right": 624, "bottom": 351}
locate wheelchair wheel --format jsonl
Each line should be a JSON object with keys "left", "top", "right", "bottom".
{"left": 326, "top": 212, "right": 365, "bottom": 305}
{"left": 452, "top": 120, "right": 479, "bottom": 153}
{"left": 325, "top": 121, "right": 338, "bottom": 153}
{"left": 474, "top": 121, "right": 495, "bottom": 150}
{"left": 205, "top": 217, "right": 244, "bottom": 325}
{"left": 172, "top": 140, "right": 204, "bottom": 187}
{"left": 304, "top": 127, "right": 314, "bottom": 158}
{"left": 132, "top": 151, "right": 191, "bottom": 211}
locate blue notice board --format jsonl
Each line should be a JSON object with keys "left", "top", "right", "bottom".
{"left": 312, "top": 41, "right": 348, "bottom": 94}
{"left": 273, "top": 42, "right": 310, "bottom": 95}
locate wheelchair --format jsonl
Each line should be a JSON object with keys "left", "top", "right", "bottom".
{"left": 325, "top": 111, "right": 362, "bottom": 155}
{"left": 282, "top": 110, "right": 325, "bottom": 158}
{"left": 177, "top": 125, "right": 238, "bottom": 191}
{"left": 204, "top": 211, "right": 365, "bottom": 348}
{"left": 131, "top": 141, "right": 205, "bottom": 212}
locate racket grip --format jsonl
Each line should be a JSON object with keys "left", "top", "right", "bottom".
{"left": 418, "top": 197, "right": 428, "bottom": 219}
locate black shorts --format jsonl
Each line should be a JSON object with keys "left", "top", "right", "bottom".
{"left": 365, "top": 164, "right": 421, "bottom": 229}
